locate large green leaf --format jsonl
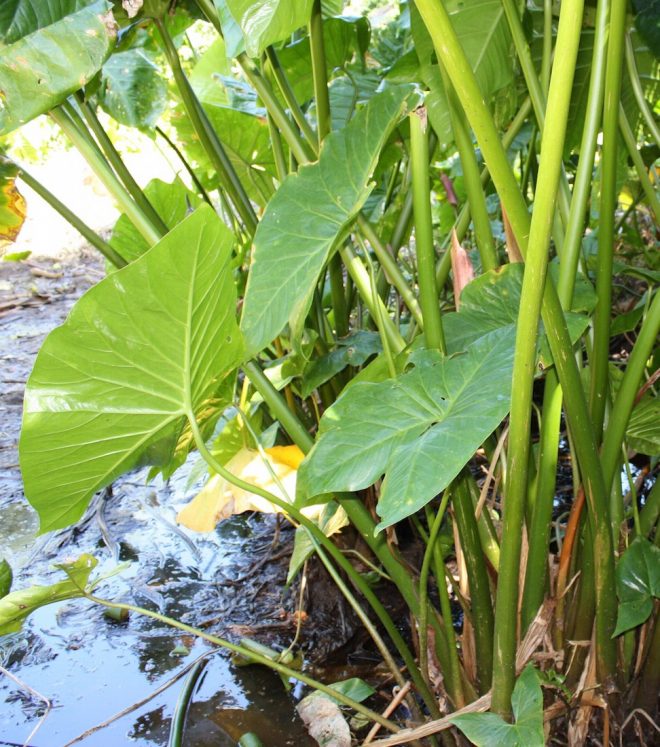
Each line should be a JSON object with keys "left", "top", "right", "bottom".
{"left": 225, "top": 0, "right": 314, "bottom": 58}
{"left": 0, "top": 0, "right": 115, "bottom": 135}
{"left": 0, "top": 0, "right": 97, "bottom": 43}
{"left": 20, "top": 205, "right": 244, "bottom": 532}
{"left": 109, "top": 177, "right": 202, "bottom": 264}
{"left": 97, "top": 47, "right": 167, "bottom": 128}
{"left": 0, "top": 156, "right": 26, "bottom": 251}
{"left": 613, "top": 537, "right": 660, "bottom": 636}
{"left": 240, "top": 85, "right": 420, "bottom": 356}
{"left": 443, "top": 263, "right": 593, "bottom": 365}
{"left": 410, "top": 0, "right": 516, "bottom": 144}
{"left": 451, "top": 665, "right": 544, "bottom": 747}
{"left": 297, "top": 327, "right": 514, "bottom": 529}
{"left": 0, "top": 555, "right": 97, "bottom": 635}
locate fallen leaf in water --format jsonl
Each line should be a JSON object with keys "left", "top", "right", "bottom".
{"left": 177, "top": 445, "right": 306, "bottom": 531}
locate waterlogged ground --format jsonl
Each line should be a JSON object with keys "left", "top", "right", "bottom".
{"left": 0, "top": 250, "right": 317, "bottom": 746}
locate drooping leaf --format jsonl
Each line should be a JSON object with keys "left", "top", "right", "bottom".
{"left": 241, "top": 85, "right": 420, "bottom": 355}
{"left": 0, "top": 156, "right": 26, "bottom": 251}
{"left": 0, "top": 0, "right": 116, "bottom": 135}
{"left": 301, "top": 331, "right": 382, "bottom": 398}
{"left": 613, "top": 536, "right": 660, "bottom": 636}
{"left": 298, "top": 327, "right": 514, "bottom": 529}
{"left": 225, "top": 0, "right": 314, "bottom": 58}
{"left": 177, "top": 445, "right": 305, "bottom": 531}
{"left": 97, "top": 47, "right": 167, "bottom": 128}
{"left": 0, "top": 559, "right": 12, "bottom": 598}
{"left": 0, "top": 555, "right": 97, "bottom": 635}
{"left": 626, "top": 396, "right": 660, "bottom": 456}
{"left": 410, "top": 0, "right": 516, "bottom": 145}
{"left": 109, "top": 177, "right": 202, "bottom": 264}
{"left": 451, "top": 665, "right": 544, "bottom": 747}
{"left": 20, "top": 205, "right": 244, "bottom": 532}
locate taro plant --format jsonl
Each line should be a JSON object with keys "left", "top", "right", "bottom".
{"left": 1, "top": 0, "right": 659, "bottom": 743}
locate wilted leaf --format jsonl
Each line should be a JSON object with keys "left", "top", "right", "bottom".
{"left": 177, "top": 445, "right": 305, "bottom": 531}
{"left": 241, "top": 85, "right": 420, "bottom": 355}
{"left": 451, "top": 665, "right": 544, "bottom": 746}
{"left": 20, "top": 206, "right": 244, "bottom": 532}
{"left": 0, "top": 555, "right": 97, "bottom": 635}
{"left": 297, "top": 692, "right": 351, "bottom": 747}
{"left": 613, "top": 536, "right": 660, "bottom": 636}
{"left": 0, "top": 156, "right": 26, "bottom": 251}
{"left": 450, "top": 228, "right": 474, "bottom": 308}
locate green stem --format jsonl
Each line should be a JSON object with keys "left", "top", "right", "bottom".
{"left": 17, "top": 165, "right": 127, "bottom": 268}
{"left": 417, "top": 0, "right": 618, "bottom": 694}
{"left": 155, "top": 125, "right": 214, "bottom": 205}
{"left": 73, "top": 96, "right": 169, "bottom": 236}
{"left": 238, "top": 54, "right": 316, "bottom": 164}
{"left": 541, "top": 0, "right": 553, "bottom": 93}
{"left": 453, "top": 476, "right": 493, "bottom": 693}
{"left": 619, "top": 105, "right": 660, "bottom": 224}
{"left": 590, "top": 0, "right": 627, "bottom": 441}
{"left": 309, "top": 0, "right": 331, "bottom": 146}
{"left": 491, "top": 0, "right": 586, "bottom": 715}
{"left": 155, "top": 18, "right": 258, "bottom": 236}
{"left": 167, "top": 659, "right": 207, "bottom": 747}
{"left": 521, "top": 368, "right": 562, "bottom": 630}
{"left": 557, "top": 0, "right": 609, "bottom": 306}
{"left": 264, "top": 47, "right": 317, "bottom": 150}
{"left": 50, "top": 107, "right": 162, "bottom": 247}
{"left": 624, "top": 32, "right": 660, "bottom": 147}
{"left": 84, "top": 594, "right": 399, "bottom": 732}
{"left": 410, "top": 109, "right": 445, "bottom": 350}
{"left": 639, "top": 478, "right": 660, "bottom": 538}
{"left": 419, "top": 494, "right": 463, "bottom": 705}
{"left": 445, "top": 87, "right": 498, "bottom": 271}
{"left": 357, "top": 216, "right": 423, "bottom": 328}
{"left": 601, "top": 291, "right": 660, "bottom": 497}
{"left": 339, "top": 245, "right": 406, "bottom": 353}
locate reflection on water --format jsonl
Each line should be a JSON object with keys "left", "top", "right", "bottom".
{"left": 0, "top": 463, "right": 315, "bottom": 747}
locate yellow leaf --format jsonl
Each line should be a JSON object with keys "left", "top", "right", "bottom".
{"left": 177, "top": 446, "right": 306, "bottom": 532}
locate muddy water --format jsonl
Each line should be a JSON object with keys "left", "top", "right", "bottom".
{"left": 0, "top": 252, "right": 315, "bottom": 746}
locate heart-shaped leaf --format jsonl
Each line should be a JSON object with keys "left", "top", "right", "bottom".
{"left": 613, "top": 537, "right": 660, "bottom": 636}
{"left": 298, "top": 327, "right": 514, "bottom": 529}
{"left": 20, "top": 205, "right": 244, "bottom": 532}
{"left": 241, "top": 85, "right": 420, "bottom": 355}
{"left": 451, "top": 665, "right": 544, "bottom": 747}
{"left": 0, "top": 0, "right": 116, "bottom": 135}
